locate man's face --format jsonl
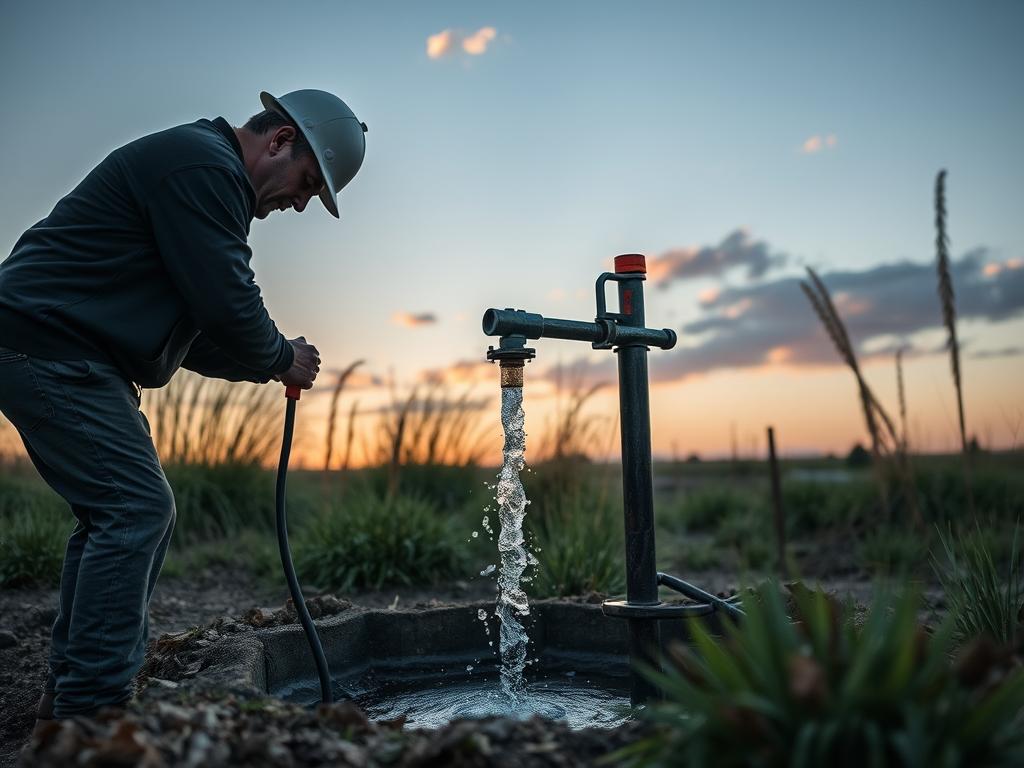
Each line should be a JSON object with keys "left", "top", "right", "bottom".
{"left": 250, "top": 125, "right": 325, "bottom": 219}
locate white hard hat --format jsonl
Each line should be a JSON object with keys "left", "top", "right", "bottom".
{"left": 260, "top": 89, "right": 367, "bottom": 218}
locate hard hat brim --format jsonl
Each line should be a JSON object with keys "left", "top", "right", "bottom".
{"left": 260, "top": 91, "right": 341, "bottom": 218}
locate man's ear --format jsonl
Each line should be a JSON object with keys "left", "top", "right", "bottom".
{"left": 268, "top": 125, "right": 298, "bottom": 156}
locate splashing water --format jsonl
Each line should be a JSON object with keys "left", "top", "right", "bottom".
{"left": 496, "top": 386, "right": 530, "bottom": 704}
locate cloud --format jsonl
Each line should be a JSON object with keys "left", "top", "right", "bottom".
{"left": 969, "top": 346, "right": 1024, "bottom": 359}
{"left": 426, "top": 27, "right": 497, "bottom": 59}
{"left": 801, "top": 133, "right": 838, "bottom": 154}
{"left": 462, "top": 27, "right": 497, "bottom": 55}
{"left": 648, "top": 229, "right": 787, "bottom": 287}
{"left": 649, "top": 246, "right": 1024, "bottom": 382}
{"left": 391, "top": 312, "right": 438, "bottom": 328}
{"left": 426, "top": 30, "right": 455, "bottom": 59}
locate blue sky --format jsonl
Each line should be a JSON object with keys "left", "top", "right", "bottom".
{"left": 3, "top": 1, "right": 1023, "bottom": 458}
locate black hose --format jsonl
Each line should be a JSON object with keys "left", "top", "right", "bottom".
{"left": 276, "top": 396, "right": 333, "bottom": 704}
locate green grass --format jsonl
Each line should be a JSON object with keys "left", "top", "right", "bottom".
{"left": 712, "top": 509, "right": 775, "bottom": 571}
{"left": 163, "top": 462, "right": 279, "bottom": 542}
{"left": 0, "top": 505, "right": 69, "bottom": 587}
{"left": 526, "top": 486, "right": 625, "bottom": 597}
{"left": 934, "top": 523, "right": 1023, "bottom": 646}
{"left": 0, "top": 471, "right": 68, "bottom": 587}
{"left": 664, "top": 536, "right": 724, "bottom": 572}
{"left": 162, "top": 529, "right": 279, "bottom": 582}
{"left": 858, "top": 525, "right": 929, "bottom": 575}
{"left": 292, "top": 489, "right": 469, "bottom": 591}
{"left": 662, "top": 486, "right": 765, "bottom": 533}
{"left": 781, "top": 479, "right": 878, "bottom": 532}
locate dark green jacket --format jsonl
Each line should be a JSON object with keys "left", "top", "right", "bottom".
{"left": 0, "top": 117, "right": 293, "bottom": 388}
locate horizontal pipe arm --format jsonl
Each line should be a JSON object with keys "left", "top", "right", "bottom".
{"left": 483, "top": 308, "right": 600, "bottom": 342}
{"left": 482, "top": 308, "right": 676, "bottom": 350}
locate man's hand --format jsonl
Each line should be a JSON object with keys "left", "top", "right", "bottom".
{"left": 276, "top": 336, "right": 321, "bottom": 390}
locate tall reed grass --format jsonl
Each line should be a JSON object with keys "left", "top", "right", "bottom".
{"left": 800, "top": 267, "right": 914, "bottom": 522}
{"left": 364, "top": 383, "right": 493, "bottom": 506}
{"left": 145, "top": 370, "right": 283, "bottom": 466}
{"left": 323, "top": 361, "right": 364, "bottom": 471}
{"left": 935, "top": 169, "right": 976, "bottom": 515}
{"left": 935, "top": 169, "right": 968, "bottom": 455}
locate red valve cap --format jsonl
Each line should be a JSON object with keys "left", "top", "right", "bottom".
{"left": 614, "top": 254, "right": 646, "bottom": 274}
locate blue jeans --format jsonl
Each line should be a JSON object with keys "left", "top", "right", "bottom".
{"left": 0, "top": 347, "right": 175, "bottom": 718}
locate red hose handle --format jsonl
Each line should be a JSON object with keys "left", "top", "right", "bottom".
{"left": 285, "top": 385, "right": 301, "bottom": 401}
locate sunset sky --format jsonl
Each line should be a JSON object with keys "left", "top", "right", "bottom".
{"left": 2, "top": 1, "right": 1022, "bottom": 466}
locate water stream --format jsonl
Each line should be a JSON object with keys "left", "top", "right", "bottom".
{"left": 278, "top": 384, "right": 631, "bottom": 728}
{"left": 495, "top": 386, "right": 531, "bottom": 704}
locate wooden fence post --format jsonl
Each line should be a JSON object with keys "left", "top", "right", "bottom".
{"left": 767, "top": 426, "right": 787, "bottom": 578}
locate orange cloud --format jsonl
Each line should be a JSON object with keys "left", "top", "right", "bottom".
{"left": 649, "top": 230, "right": 786, "bottom": 286}
{"left": 802, "top": 135, "right": 823, "bottom": 154}
{"left": 427, "top": 27, "right": 498, "bottom": 59}
{"left": 427, "top": 30, "right": 454, "bottom": 59}
{"left": 462, "top": 27, "right": 496, "bottom": 55}
{"left": 833, "top": 291, "right": 871, "bottom": 316}
{"left": 722, "top": 298, "right": 753, "bottom": 319}
{"left": 698, "top": 287, "right": 720, "bottom": 305}
{"left": 801, "top": 134, "right": 838, "bottom": 154}
{"left": 391, "top": 312, "right": 437, "bottom": 328}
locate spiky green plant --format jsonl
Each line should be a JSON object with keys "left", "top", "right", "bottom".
{"left": 934, "top": 523, "right": 1023, "bottom": 646}
{"left": 616, "top": 583, "right": 1024, "bottom": 767}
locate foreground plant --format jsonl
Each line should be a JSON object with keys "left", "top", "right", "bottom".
{"left": 618, "top": 583, "right": 1024, "bottom": 767}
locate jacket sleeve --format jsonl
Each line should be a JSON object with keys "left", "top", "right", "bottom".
{"left": 147, "top": 165, "right": 293, "bottom": 378}
{"left": 181, "top": 332, "right": 293, "bottom": 383}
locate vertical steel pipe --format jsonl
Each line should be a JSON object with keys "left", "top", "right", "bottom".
{"left": 614, "top": 265, "right": 662, "bottom": 705}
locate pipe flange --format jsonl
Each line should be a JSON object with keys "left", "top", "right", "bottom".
{"left": 486, "top": 346, "right": 536, "bottom": 363}
{"left": 486, "top": 332, "right": 536, "bottom": 363}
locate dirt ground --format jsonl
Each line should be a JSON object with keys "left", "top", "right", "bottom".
{"left": 1, "top": 563, "right": 927, "bottom": 767}
{"left": 0, "top": 565, "right": 278, "bottom": 767}
{"left": 0, "top": 565, "right": 518, "bottom": 767}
